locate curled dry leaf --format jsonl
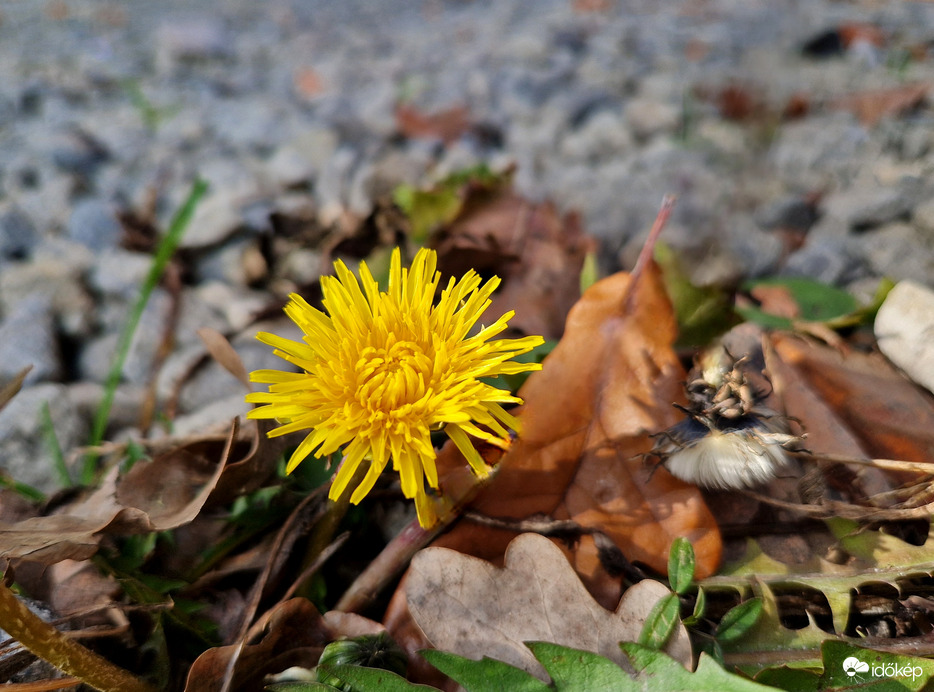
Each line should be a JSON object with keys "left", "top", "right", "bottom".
{"left": 0, "top": 366, "right": 31, "bottom": 413}
{"left": 432, "top": 260, "right": 721, "bottom": 606}
{"left": 197, "top": 327, "right": 251, "bottom": 390}
{"left": 0, "top": 423, "right": 235, "bottom": 565}
{"left": 433, "top": 187, "right": 591, "bottom": 339}
{"left": 395, "top": 103, "right": 471, "bottom": 144}
{"left": 406, "top": 533, "right": 691, "bottom": 680}
{"left": 184, "top": 598, "right": 330, "bottom": 692}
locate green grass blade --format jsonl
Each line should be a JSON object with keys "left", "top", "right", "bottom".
{"left": 83, "top": 179, "right": 207, "bottom": 484}
{"left": 39, "top": 400, "right": 71, "bottom": 487}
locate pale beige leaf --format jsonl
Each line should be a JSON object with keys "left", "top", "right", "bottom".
{"left": 406, "top": 533, "right": 690, "bottom": 680}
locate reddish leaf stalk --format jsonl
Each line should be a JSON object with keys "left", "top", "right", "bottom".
{"left": 335, "top": 463, "right": 492, "bottom": 613}
{"left": 631, "top": 194, "right": 676, "bottom": 282}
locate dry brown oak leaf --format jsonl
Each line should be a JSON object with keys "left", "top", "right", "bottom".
{"left": 432, "top": 260, "right": 722, "bottom": 608}
{"left": 407, "top": 533, "right": 692, "bottom": 681}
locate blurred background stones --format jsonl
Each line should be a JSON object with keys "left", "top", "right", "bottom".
{"left": 2, "top": 0, "right": 934, "bottom": 489}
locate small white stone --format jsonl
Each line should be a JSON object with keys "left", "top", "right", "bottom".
{"left": 875, "top": 280, "right": 934, "bottom": 395}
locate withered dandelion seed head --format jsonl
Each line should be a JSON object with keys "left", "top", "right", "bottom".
{"left": 246, "top": 247, "right": 544, "bottom": 528}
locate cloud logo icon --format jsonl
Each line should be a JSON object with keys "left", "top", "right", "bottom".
{"left": 843, "top": 657, "right": 869, "bottom": 677}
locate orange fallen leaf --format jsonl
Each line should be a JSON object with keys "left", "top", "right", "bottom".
{"left": 293, "top": 66, "right": 325, "bottom": 99}
{"left": 395, "top": 103, "right": 471, "bottom": 144}
{"left": 431, "top": 212, "right": 721, "bottom": 606}
{"left": 833, "top": 83, "right": 929, "bottom": 127}
{"left": 750, "top": 284, "right": 800, "bottom": 321}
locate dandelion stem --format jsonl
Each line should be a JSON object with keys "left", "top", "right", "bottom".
{"left": 294, "top": 458, "right": 371, "bottom": 600}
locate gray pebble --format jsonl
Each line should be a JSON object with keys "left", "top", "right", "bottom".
{"left": 0, "top": 204, "right": 39, "bottom": 260}
{"left": 0, "top": 383, "right": 86, "bottom": 493}
{"left": 66, "top": 198, "right": 124, "bottom": 252}
{"left": 0, "top": 294, "right": 60, "bottom": 385}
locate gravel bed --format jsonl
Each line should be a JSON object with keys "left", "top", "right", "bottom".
{"left": 2, "top": 0, "right": 934, "bottom": 489}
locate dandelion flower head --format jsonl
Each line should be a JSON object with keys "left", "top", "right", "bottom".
{"left": 246, "top": 247, "right": 544, "bottom": 527}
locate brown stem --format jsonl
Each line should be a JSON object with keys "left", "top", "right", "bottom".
{"left": 334, "top": 463, "right": 490, "bottom": 613}
{"left": 0, "top": 581, "right": 155, "bottom": 692}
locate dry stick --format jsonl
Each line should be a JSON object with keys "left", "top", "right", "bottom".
{"left": 0, "top": 678, "right": 82, "bottom": 691}
{"left": 794, "top": 450, "right": 934, "bottom": 477}
{"left": 218, "top": 487, "right": 329, "bottom": 692}
{"left": 0, "top": 581, "right": 155, "bottom": 692}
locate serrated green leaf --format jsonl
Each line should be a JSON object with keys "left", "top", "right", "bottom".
{"left": 638, "top": 594, "right": 680, "bottom": 650}
{"left": 819, "top": 640, "right": 934, "bottom": 691}
{"left": 316, "top": 664, "right": 438, "bottom": 691}
{"left": 717, "top": 598, "right": 763, "bottom": 642}
{"left": 719, "top": 582, "right": 832, "bottom": 672}
{"left": 527, "top": 641, "right": 634, "bottom": 690}
{"left": 265, "top": 683, "right": 342, "bottom": 691}
{"left": 420, "top": 649, "right": 549, "bottom": 692}
{"left": 621, "top": 642, "right": 776, "bottom": 691}
{"left": 835, "top": 520, "right": 934, "bottom": 569}
{"left": 702, "top": 536, "right": 868, "bottom": 635}
{"left": 669, "top": 537, "right": 696, "bottom": 594}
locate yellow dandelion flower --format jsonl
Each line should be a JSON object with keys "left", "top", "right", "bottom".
{"left": 245, "top": 247, "right": 544, "bottom": 528}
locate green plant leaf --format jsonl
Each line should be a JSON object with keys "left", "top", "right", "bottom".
{"left": 655, "top": 242, "right": 738, "bottom": 347}
{"left": 392, "top": 164, "right": 506, "bottom": 243}
{"left": 683, "top": 587, "right": 706, "bottom": 627}
{"left": 638, "top": 594, "right": 680, "bottom": 650}
{"left": 754, "top": 666, "right": 820, "bottom": 691}
{"left": 316, "top": 664, "right": 439, "bottom": 691}
{"left": 420, "top": 649, "right": 550, "bottom": 692}
{"left": 265, "top": 684, "right": 343, "bottom": 691}
{"left": 620, "top": 642, "right": 777, "bottom": 691}
{"left": 393, "top": 184, "right": 462, "bottom": 243}
{"left": 527, "top": 641, "right": 633, "bottom": 690}
{"left": 717, "top": 598, "right": 763, "bottom": 642}
{"left": 737, "top": 277, "right": 858, "bottom": 329}
{"left": 819, "top": 640, "right": 934, "bottom": 691}
{"left": 669, "top": 537, "right": 695, "bottom": 594}
{"left": 579, "top": 249, "right": 599, "bottom": 293}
